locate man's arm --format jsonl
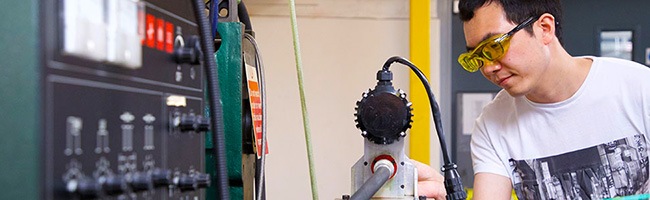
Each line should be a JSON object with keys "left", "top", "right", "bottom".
{"left": 472, "top": 172, "right": 512, "bottom": 200}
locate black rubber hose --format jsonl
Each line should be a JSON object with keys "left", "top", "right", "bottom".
{"left": 238, "top": 1, "right": 253, "bottom": 34}
{"left": 382, "top": 56, "right": 452, "bottom": 165}
{"left": 190, "top": 0, "right": 230, "bottom": 199}
{"left": 349, "top": 167, "right": 392, "bottom": 200}
{"left": 382, "top": 56, "right": 467, "bottom": 200}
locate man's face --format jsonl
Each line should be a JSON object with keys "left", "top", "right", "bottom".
{"left": 463, "top": 3, "right": 549, "bottom": 97}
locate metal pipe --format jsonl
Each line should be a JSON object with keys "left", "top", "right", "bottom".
{"left": 350, "top": 166, "right": 392, "bottom": 200}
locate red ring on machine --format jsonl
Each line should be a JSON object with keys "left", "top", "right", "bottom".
{"left": 370, "top": 155, "right": 398, "bottom": 179}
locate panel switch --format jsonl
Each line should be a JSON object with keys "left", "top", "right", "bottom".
{"left": 178, "top": 175, "right": 197, "bottom": 191}
{"left": 152, "top": 169, "right": 172, "bottom": 187}
{"left": 130, "top": 172, "right": 153, "bottom": 192}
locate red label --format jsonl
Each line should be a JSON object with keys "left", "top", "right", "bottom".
{"left": 145, "top": 14, "right": 155, "bottom": 48}
{"left": 156, "top": 18, "right": 165, "bottom": 50}
{"left": 165, "top": 22, "right": 174, "bottom": 53}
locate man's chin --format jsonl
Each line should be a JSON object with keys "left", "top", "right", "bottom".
{"left": 504, "top": 88, "right": 526, "bottom": 97}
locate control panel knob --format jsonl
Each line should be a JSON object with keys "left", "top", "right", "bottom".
{"left": 151, "top": 169, "right": 172, "bottom": 187}
{"left": 196, "top": 116, "right": 211, "bottom": 132}
{"left": 179, "top": 115, "right": 197, "bottom": 132}
{"left": 77, "top": 178, "right": 101, "bottom": 199}
{"left": 103, "top": 175, "right": 127, "bottom": 195}
{"left": 178, "top": 175, "right": 197, "bottom": 191}
{"left": 130, "top": 172, "right": 153, "bottom": 192}
{"left": 195, "top": 173, "right": 211, "bottom": 188}
{"left": 173, "top": 35, "right": 201, "bottom": 65}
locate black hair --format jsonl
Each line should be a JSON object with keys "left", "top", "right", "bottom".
{"left": 459, "top": 0, "right": 563, "bottom": 43}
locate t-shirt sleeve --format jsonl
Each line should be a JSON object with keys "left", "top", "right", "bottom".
{"left": 470, "top": 116, "right": 510, "bottom": 178}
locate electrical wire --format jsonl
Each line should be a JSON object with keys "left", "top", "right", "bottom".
{"left": 287, "top": 0, "right": 320, "bottom": 199}
{"left": 244, "top": 34, "right": 266, "bottom": 200}
{"left": 382, "top": 56, "right": 466, "bottom": 200}
{"left": 208, "top": 0, "right": 219, "bottom": 39}
{"left": 190, "top": 0, "right": 230, "bottom": 199}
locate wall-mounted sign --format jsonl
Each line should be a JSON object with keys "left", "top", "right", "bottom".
{"left": 600, "top": 30, "right": 633, "bottom": 60}
{"left": 458, "top": 93, "right": 495, "bottom": 135}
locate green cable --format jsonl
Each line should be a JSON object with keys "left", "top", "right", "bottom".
{"left": 287, "top": 0, "right": 320, "bottom": 199}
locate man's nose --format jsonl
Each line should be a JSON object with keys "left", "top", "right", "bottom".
{"left": 482, "top": 61, "right": 502, "bottom": 75}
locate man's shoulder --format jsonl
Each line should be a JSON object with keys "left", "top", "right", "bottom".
{"left": 590, "top": 57, "right": 650, "bottom": 92}
{"left": 592, "top": 56, "right": 650, "bottom": 75}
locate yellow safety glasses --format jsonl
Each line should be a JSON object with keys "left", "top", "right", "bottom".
{"left": 458, "top": 15, "right": 541, "bottom": 72}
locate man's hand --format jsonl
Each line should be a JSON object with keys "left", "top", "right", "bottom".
{"left": 412, "top": 159, "right": 447, "bottom": 200}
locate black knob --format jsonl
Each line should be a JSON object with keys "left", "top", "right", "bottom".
{"left": 195, "top": 173, "right": 211, "bottom": 188}
{"left": 196, "top": 116, "right": 211, "bottom": 132}
{"left": 151, "top": 169, "right": 172, "bottom": 187}
{"left": 77, "top": 178, "right": 101, "bottom": 199}
{"left": 173, "top": 35, "right": 202, "bottom": 65}
{"left": 130, "top": 172, "right": 153, "bottom": 192}
{"left": 178, "top": 175, "right": 197, "bottom": 191}
{"left": 103, "top": 175, "right": 127, "bottom": 195}
{"left": 355, "top": 84, "right": 412, "bottom": 145}
{"left": 179, "top": 115, "right": 197, "bottom": 132}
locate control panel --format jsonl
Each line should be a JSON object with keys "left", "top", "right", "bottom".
{"left": 41, "top": 0, "right": 210, "bottom": 199}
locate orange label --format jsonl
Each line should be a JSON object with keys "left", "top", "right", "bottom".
{"left": 245, "top": 64, "right": 268, "bottom": 158}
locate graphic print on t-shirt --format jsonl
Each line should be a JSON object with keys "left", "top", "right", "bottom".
{"left": 510, "top": 135, "right": 649, "bottom": 200}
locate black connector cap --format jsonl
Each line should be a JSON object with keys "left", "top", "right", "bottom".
{"left": 376, "top": 70, "right": 393, "bottom": 81}
{"left": 442, "top": 163, "right": 467, "bottom": 200}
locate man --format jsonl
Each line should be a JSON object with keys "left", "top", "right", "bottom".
{"left": 418, "top": 0, "right": 650, "bottom": 199}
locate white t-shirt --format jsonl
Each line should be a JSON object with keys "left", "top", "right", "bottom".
{"left": 471, "top": 57, "right": 650, "bottom": 199}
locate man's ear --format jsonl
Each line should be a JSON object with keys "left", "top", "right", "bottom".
{"left": 537, "top": 13, "right": 556, "bottom": 45}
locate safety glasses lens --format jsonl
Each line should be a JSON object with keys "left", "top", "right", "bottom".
{"left": 460, "top": 56, "right": 483, "bottom": 72}
{"left": 458, "top": 34, "right": 511, "bottom": 72}
{"left": 482, "top": 42, "right": 504, "bottom": 60}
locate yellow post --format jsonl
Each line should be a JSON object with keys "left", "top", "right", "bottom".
{"left": 409, "top": 0, "right": 431, "bottom": 165}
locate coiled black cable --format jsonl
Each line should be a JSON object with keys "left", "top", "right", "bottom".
{"left": 190, "top": 0, "right": 230, "bottom": 199}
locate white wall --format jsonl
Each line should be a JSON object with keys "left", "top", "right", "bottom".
{"left": 245, "top": 1, "right": 443, "bottom": 199}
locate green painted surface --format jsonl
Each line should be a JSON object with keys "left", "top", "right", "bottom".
{"left": 0, "top": 0, "right": 40, "bottom": 199}
{"left": 206, "top": 22, "right": 244, "bottom": 199}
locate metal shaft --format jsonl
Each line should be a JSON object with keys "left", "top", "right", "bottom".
{"left": 350, "top": 166, "right": 392, "bottom": 200}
